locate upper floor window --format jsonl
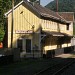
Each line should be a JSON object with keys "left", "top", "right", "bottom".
{"left": 66, "top": 24, "right": 69, "bottom": 30}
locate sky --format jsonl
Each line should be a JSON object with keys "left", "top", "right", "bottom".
{"left": 40, "top": 0, "right": 54, "bottom": 6}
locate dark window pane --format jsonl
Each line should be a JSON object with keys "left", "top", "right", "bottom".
{"left": 67, "top": 24, "right": 69, "bottom": 30}
{"left": 26, "top": 39, "right": 31, "bottom": 52}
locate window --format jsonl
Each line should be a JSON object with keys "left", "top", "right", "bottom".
{"left": 26, "top": 39, "right": 31, "bottom": 53}
{"left": 17, "top": 39, "right": 23, "bottom": 52}
{"left": 66, "top": 24, "right": 69, "bottom": 30}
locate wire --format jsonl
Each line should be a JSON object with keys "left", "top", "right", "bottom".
{"left": 19, "top": 6, "right": 33, "bottom": 27}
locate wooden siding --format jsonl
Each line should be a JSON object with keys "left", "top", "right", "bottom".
{"left": 41, "top": 19, "right": 73, "bottom": 36}
{"left": 7, "top": 2, "right": 73, "bottom": 54}
{"left": 7, "top": 3, "right": 41, "bottom": 48}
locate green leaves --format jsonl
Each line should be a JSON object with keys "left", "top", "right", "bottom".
{"left": 0, "top": 0, "right": 12, "bottom": 42}
{"left": 0, "top": 26, "right": 5, "bottom": 42}
{"left": 0, "top": 0, "right": 20, "bottom": 42}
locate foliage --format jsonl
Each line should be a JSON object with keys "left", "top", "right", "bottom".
{"left": 15, "top": 0, "right": 22, "bottom": 5}
{"left": 0, "top": 0, "right": 12, "bottom": 42}
{"left": 0, "top": 26, "right": 5, "bottom": 42}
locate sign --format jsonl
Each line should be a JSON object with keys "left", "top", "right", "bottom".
{"left": 15, "top": 30, "right": 33, "bottom": 34}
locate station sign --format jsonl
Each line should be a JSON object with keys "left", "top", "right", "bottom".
{"left": 15, "top": 30, "right": 33, "bottom": 34}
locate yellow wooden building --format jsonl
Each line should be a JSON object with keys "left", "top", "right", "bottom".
{"left": 5, "top": 0, "right": 74, "bottom": 57}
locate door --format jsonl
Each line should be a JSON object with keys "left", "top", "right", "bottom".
{"left": 26, "top": 39, "right": 31, "bottom": 52}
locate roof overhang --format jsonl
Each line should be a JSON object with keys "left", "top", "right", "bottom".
{"left": 41, "top": 31, "right": 73, "bottom": 37}
{"left": 5, "top": 1, "right": 24, "bottom": 17}
{"left": 42, "top": 31, "right": 64, "bottom": 37}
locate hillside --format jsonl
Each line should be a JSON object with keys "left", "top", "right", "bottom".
{"left": 45, "top": 0, "right": 75, "bottom": 35}
{"left": 45, "top": 0, "right": 75, "bottom": 12}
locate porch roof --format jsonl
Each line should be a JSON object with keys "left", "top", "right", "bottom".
{"left": 41, "top": 31, "right": 72, "bottom": 37}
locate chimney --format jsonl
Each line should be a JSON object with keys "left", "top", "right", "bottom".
{"left": 36, "top": 0, "right": 40, "bottom": 5}
{"left": 29, "top": 0, "right": 40, "bottom": 5}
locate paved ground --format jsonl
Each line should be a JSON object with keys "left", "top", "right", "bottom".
{"left": 55, "top": 51, "right": 75, "bottom": 75}
{"left": 55, "top": 54, "right": 73, "bottom": 58}
{"left": 55, "top": 51, "right": 75, "bottom": 58}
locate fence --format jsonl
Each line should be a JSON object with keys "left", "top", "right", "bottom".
{"left": 25, "top": 50, "right": 42, "bottom": 58}
{"left": 0, "top": 46, "right": 74, "bottom": 61}
{"left": 46, "top": 46, "right": 75, "bottom": 58}
{"left": 0, "top": 48, "right": 20, "bottom": 64}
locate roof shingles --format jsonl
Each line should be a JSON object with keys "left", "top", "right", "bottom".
{"left": 59, "top": 12, "right": 74, "bottom": 21}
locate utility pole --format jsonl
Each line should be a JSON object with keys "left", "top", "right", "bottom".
{"left": 56, "top": 0, "right": 58, "bottom": 12}
{"left": 32, "top": 25, "right": 35, "bottom": 58}
{"left": 11, "top": 0, "right": 14, "bottom": 48}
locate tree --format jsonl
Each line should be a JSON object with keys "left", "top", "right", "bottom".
{"left": 0, "top": 26, "right": 5, "bottom": 42}
{"left": 0, "top": 0, "right": 12, "bottom": 42}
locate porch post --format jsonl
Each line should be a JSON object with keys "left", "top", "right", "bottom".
{"left": 32, "top": 25, "right": 35, "bottom": 58}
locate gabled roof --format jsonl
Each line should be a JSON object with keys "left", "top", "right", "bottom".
{"left": 58, "top": 12, "right": 74, "bottom": 22}
{"left": 5, "top": 0, "right": 69, "bottom": 24}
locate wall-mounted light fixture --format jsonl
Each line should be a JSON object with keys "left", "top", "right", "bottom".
{"left": 20, "top": 11, "right": 23, "bottom": 14}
